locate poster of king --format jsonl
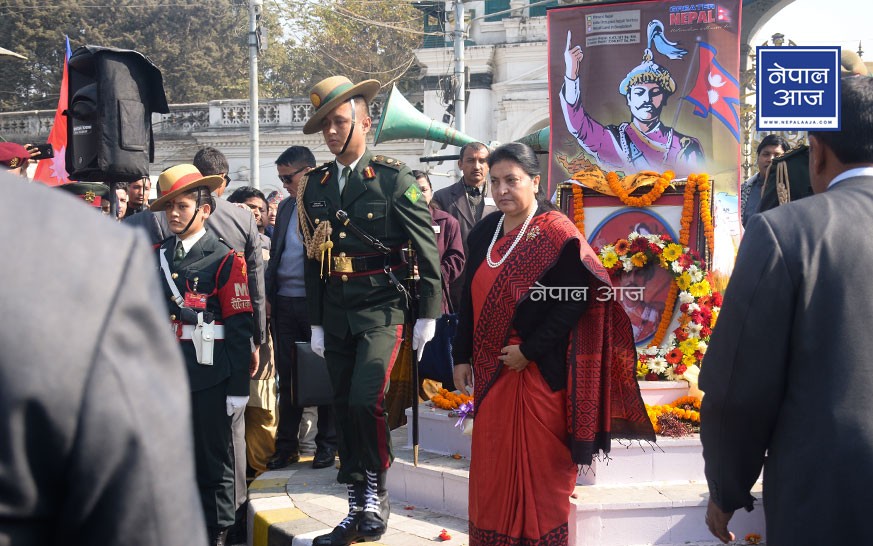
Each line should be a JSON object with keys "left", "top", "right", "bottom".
{"left": 547, "top": 0, "right": 742, "bottom": 194}
{"left": 547, "top": 0, "right": 740, "bottom": 367}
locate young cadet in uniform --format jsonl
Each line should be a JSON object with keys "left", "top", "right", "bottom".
{"left": 150, "top": 164, "right": 254, "bottom": 546}
{"left": 298, "top": 76, "right": 442, "bottom": 546}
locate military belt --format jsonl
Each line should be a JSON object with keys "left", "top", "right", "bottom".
{"left": 331, "top": 250, "right": 403, "bottom": 274}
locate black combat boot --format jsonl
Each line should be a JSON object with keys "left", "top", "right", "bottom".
{"left": 312, "top": 482, "right": 366, "bottom": 546}
{"left": 207, "top": 526, "right": 228, "bottom": 546}
{"left": 356, "top": 470, "right": 389, "bottom": 540}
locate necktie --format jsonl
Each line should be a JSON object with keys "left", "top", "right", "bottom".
{"left": 340, "top": 166, "right": 351, "bottom": 196}
{"left": 466, "top": 184, "right": 481, "bottom": 197}
{"left": 173, "top": 240, "right": 185, "bottom": 267}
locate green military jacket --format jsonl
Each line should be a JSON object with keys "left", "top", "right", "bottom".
{"left": 300, "top": 149, "right": 442, "bottom": 337}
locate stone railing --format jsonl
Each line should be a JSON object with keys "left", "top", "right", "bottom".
{"left": 0, "top": 95, "right": 394, "bottom": 142}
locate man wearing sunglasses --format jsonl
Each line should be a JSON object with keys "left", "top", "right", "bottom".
{"left": 264, "top": 146, "right": 338, "bottom": 472}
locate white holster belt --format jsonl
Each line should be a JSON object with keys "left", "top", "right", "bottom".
{"left": 178, "top": 324, "right": 225, "bottom": 340}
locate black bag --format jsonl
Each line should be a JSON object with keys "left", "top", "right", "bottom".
{"left": 294, "top": 342, "right": 334, "bottom": 407}
{"left": 66, "top": 45, "right": 169, "bottom": 182}
{"left": 417, "top": 313, "right": 458, "bottom": 387}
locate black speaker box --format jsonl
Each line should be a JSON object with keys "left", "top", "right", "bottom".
{"left": 65, "top": 46, "right": 169, "bottom": 182}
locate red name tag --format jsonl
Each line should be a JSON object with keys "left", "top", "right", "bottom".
{"left": 184, "top": 292, "right": 207, "bottom": 310}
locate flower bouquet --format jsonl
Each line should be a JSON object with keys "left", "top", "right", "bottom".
{"left": 595, "top": 231, "right": 723, "bottom": 382}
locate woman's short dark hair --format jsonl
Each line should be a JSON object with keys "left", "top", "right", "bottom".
{"left": 487, "top": 142, "right": 556, "bottom": 211}
{"left": 487, "top": 142, "right": 540, "bottom": 176}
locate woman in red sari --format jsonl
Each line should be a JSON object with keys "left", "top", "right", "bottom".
{"left": 453, "top": 143, "right": 654, "bottom": 545}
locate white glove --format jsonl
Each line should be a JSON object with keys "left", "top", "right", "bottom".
{"left": 226, "top": 396, "right": 249, "bottom": 416}
{"left": 310, "top": 325, "right": 326, "bottom": 358}
{"left": 412, "top": 318, "right": 437, "bottom": 361}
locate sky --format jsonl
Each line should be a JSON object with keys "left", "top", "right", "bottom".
{"left": 750, "top": 0, "right": 873, "bottom": 54}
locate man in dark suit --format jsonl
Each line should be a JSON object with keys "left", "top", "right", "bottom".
{"left": 299, "top": 76, "right": 442, "bottom": 546}
{"left": 0, "top": 172, "right": 207, "bottom": 545}
{"left": 431, "top": 141, "right": 497, "bottom": 310}
{"left": 265, "top": 145, "right": 337, "bottom": 470}
{"left": 701, "top": 76, "right": 873, "bottom": 545}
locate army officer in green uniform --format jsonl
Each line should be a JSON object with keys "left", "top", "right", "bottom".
{"left": 297, "top": 76, "right": 442, "bottom": 546}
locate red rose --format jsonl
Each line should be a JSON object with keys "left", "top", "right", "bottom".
{"left": 712, "top": 292, "right": 723, "bottom": 306}
{"left": 645, "top": 372, "right": 660, "bottom": 381}
{"left": 675, "top": 363, "right": 687, "bottom": 375}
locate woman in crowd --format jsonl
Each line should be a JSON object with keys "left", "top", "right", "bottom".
{"left": 452, "top": 143, "right": 653, "bottom": 545}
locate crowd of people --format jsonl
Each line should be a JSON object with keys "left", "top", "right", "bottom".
{"left": 2, "top": 72, "right": 873, "bottom": 546}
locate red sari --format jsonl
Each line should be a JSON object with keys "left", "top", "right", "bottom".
{"left": 467, "top": 211, "right": 653, "bottom": 546}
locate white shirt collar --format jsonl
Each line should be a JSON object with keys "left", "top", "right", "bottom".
{"left": 177, "top": 227, "right": 207, "bottom": 254}
{"left": 827, "top": 167, "right": 873, "bottom": 189}
{"left": 336, "top": 156, "right": 362, "bottom": 175}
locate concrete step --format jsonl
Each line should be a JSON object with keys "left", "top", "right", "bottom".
{"left": 573, "top": 482, "right": 765, "bottom": 546}
{"left": 389, "top": 426, "right": 768, "bottom": 546}
{"left": 401, "top": 407, "right": 708, "bottom": 486}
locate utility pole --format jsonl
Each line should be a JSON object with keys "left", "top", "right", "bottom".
{"left": 249, "top": 0, "right": 262, "bottom": 189}
{"left": 453, "top": 0, "right": 465, "bottom": 135}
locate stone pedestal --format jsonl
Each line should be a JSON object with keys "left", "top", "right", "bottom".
{"left": 638, "top": 380, "right": 691, "bottom": 406}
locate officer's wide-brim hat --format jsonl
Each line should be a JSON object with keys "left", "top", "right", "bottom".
{"left": 150, "top": 164, "right": 224, "bottom": 211}
{"left": 302, "top": 76, "right": 381, "bottom": 135}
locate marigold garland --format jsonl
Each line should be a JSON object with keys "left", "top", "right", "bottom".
{"left": 645, "top": 395, "right": 701, "bottom": 435}
{"left": 597, "top": 231, "right": 722, "bottom": 381}
{"left": 430, "top": 388, "right": 473, "bottom": 411}
{"left": 571, "top": 183, "right": 585, "bottom": 237}
{"left": 606, "top": 170, "right": 674, "bottom": 207}
{"left": 569, "top": 169, "right": 720, "bottom": 378}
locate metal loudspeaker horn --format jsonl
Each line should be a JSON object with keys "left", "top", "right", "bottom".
{"left": 514, "top": 127, "right": 549, "bottom": 152}
{"left": 374, "top": 86, "right": 478, "bottom": 147}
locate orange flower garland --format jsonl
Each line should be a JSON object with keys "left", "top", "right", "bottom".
{"left": 651, "top": 283, "right": 679, "bottom": 347}
{"left": 570, "top": 169, "right": 717, "bottom": 350}
{"left": 430, "top": 388, "right": 473, "bottom": 411}
{"left": 606, "top": 170, "right": 674, "bottom": 207}
{"left": 571, "top": 183, "right": 585, "bottom": 237}
{"left": 645, "top": 395, "right": 701, "bottom": 434}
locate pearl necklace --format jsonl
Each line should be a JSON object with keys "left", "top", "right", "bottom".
{"left": 486, "top": 206, "right": 537, "bottom": 268}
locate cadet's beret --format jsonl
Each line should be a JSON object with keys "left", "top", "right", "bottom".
{"left": 0, "top": 142, "right": 30, "bottom": 169}
{"left": 57, "top": 182, "right": 110, "bottom": 208}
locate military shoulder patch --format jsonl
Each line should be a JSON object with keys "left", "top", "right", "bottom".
{"left": 371, "top": 155, "right": 404, "bottom": 170}
{"left": 404, "top": 184, "right": 421, "bottom": 204}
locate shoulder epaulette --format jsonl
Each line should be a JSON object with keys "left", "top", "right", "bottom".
{"left": 217, "top": 237, "right": 235, "bottom": 251}
{"left": 309, "top": 161, "right": 332, "bottom": 175}
{"left": 371, "top": 155, "right": 404, "bottom": 170}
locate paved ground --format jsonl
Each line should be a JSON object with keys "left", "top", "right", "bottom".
{"left": 246, "top": 447, "right": 469, "bottom": 546}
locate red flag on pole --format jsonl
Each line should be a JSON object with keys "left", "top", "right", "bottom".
{"left": 682, "top": 42, "right": 741, "bottom": 142}
{"left": 33, "top": 37, "right": 72, "bottom": 186}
